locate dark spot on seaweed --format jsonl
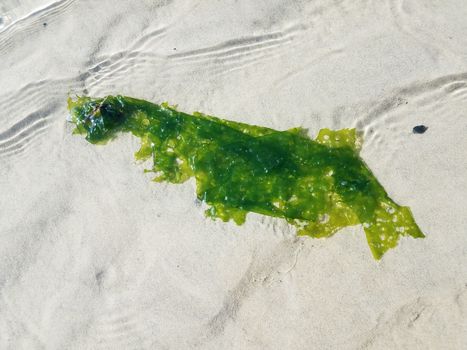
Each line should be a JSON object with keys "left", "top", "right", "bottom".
{"left": 413, "top": 125, "right": 428, "bottom": 134}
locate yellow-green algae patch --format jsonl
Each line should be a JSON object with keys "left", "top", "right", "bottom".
{"left": 68, "top": 95, "right": 424, "bottom": 259}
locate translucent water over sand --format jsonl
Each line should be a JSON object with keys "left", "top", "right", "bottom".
{"left": 1, "top": 0, "right": 466, "bottom": 349}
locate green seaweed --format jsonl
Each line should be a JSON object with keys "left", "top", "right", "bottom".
{"left": 68, "top": 95, "right": 424, "bottom": 259}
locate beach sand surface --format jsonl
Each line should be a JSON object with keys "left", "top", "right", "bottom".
{"left": 1, "top": 0, "right": 467, "bottom": 349}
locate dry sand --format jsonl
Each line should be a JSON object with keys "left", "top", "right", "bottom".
{"left": 1, "top": 0, "right": 467, "bottom": 349}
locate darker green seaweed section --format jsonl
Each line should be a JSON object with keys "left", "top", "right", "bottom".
{"left": 68, "top": 95, "right": 424, "bottom": 259}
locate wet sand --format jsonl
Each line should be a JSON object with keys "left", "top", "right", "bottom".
{"left": 1, "top": 1, "right": 466, "bottom": 349}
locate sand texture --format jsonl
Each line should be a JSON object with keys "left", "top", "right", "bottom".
{"left": 1, "top": 0, "right": 467, "bottom": 349}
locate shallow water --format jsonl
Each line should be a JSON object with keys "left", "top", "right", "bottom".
{"left": 1, "top": 1, "right": 467, "bottom": 349}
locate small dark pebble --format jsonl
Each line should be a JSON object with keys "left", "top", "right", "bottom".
{"left": 173, "top": 47, "right": 177, "bottom": 50}
{"left": 413, "top": 125, "right": 428, "bottom": 134}
{"left": 43, "top": 22, "right": 47, "bottom": 27}
{"left": 95, "top": 270, "right": 104, "bottom": 285}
